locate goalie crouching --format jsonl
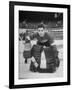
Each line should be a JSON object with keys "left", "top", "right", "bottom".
{"left": 26, "top": 24, "right": 60, "bottom": 73}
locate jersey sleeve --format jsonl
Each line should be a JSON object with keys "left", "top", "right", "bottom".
{"left": 29, "top": 33, "right": 37, "bottom": 40}
{"left": 46, "top": 33, "right": 54, "bottom": 44}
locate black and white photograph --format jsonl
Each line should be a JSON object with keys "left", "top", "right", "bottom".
{"left": 19, "top": 11, "right": 63, "bottom": 79}
{"left": 9, "top": 1, "right": 70, "bottom": 88}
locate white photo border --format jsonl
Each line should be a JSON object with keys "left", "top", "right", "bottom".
{"left": 14, "top": 5, "right": 68, "bottom": 85}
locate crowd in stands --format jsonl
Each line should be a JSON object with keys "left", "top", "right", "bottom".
{"left": 19, "top": 21, "right": 63, "bottom": 41}
{"left": 19, "top": 20, "right": 63, "bottom": 29}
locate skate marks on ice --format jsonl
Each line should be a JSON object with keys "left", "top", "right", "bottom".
{"left": 19, "top": 61, "right": 63, "bottom": 79}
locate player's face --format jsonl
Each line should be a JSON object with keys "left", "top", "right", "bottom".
{"left": 38, "top": 27, "right": 45, "bottom": 37}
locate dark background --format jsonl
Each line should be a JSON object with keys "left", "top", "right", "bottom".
{"left": 19, "top": 11, "right": 63, "bottom": 23}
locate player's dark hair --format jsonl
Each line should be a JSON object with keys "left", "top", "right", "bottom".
{"left": 37, "top": 24, "right": 45, "bottom": 29}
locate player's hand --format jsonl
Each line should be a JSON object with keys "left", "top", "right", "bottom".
{"left": 34, "top": 62, "right": 38, "bottom": 68}
{"left": 26, "top": 36, "right": 30, "bottom": 40}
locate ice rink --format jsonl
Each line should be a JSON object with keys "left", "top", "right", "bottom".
{"left": 19, "top": 39, "right": 63, "bottom": 79}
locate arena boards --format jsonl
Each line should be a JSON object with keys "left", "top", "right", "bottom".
{"left": 9, "top": 1, "right": 70, "bottom": 89}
